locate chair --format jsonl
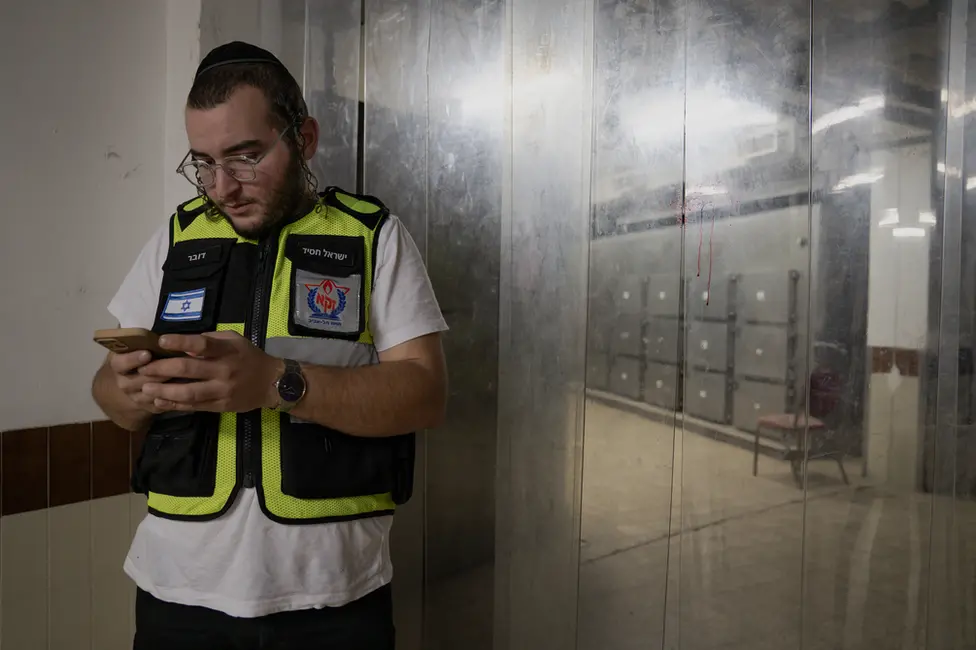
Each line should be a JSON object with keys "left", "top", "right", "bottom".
{"left": 751, "top": 368, "right": 849, "bottom": 488}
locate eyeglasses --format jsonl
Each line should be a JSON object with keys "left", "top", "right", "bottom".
{"left": 177, "top": 125, "right": 294, "bottom": 189}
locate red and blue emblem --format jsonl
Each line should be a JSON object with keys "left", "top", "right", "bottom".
{"left": 305, "top": 278, "right": 350, "bottom": 322}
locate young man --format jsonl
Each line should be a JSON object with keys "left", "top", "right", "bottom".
{"left": 91, "top": 41, "right": 448, "bottom": 649}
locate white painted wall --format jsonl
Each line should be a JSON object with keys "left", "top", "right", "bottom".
{"left": 166, "top": 1, "right": 205, "bottom": 214}
{"left": 865, "top": 143, "right": 933, "bottom": 490}
{"left": 0, "top": 0, "right": 201, "bottom": 431}
{"left": 867, "top": 143, "right": 932, "bottom": 350}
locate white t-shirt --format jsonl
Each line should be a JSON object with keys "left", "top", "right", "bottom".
{"left": 108, "top": 213, "right": 448, "bottom": 618}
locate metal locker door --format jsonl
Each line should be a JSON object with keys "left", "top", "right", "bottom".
{"left": 645, "top": 318, "right": 681, "bottom": 364}
{"left": 587, "top": 353, "right": 610, "bottom": 391}
{"left": 643, "top": 362, "right": 678, "bottom": 409}
{"left": 685, "top": 370, "right": 729, "bottom": 424}
{"left": 733, "top": 379, "right": 790, "bottom": 433}
{"left": 588, "top": 255, "right": 610, "bottom": 304}
{"left": 610, "top": 314, "right": 643, "bottom": 356}
{"left": 613, "top": 275, "right": 643, "bottom": 315}
{"left": 587, "top": 323, "right": 611, "bottom": 355}
{"left": 738, "top": 271, "right": 794, "bottom": 323}
{"left": 610, "top": 356, "right": 642, "bottom": 400}
{"left": 646, "top": 273, "right": 681, "bottom": 317}
{"left": 687, "top": 274, "right": 732, "bottom": 321}
{"left": 735, "top": 324, "right": 790, "bottom": 380}
{"left": 587, "top": 290, "right": 612, "bottom": 348}
{"left": 587, "top": 295, "right": 611, "bottom": 353}
{"left": 687, "top": 321, "right": 729, "bottom": 372}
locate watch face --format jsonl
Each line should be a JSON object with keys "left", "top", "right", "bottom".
{"left": 278, "top": 372, "right": 305, "bottom": 402}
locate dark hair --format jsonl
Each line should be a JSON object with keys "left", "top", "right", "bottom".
{"left": 186, "top": 63, "right": 317, "bottom": 193}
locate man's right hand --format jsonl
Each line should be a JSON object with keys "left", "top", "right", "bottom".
{"left": 108, "top": 350, "right": 165, "bottom": 414}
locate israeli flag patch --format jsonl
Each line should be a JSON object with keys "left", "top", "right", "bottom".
{"left": 161, "top": 288, "right": 206, "bottom": 322}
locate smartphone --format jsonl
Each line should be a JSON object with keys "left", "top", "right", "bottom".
{"left": 93, "top": 328, "right": 185, "bottom": 358}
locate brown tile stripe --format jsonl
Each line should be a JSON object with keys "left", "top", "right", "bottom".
{"left": 1, "top": 421, "right": 140, "bottom": 517}
{"left": 93, "top": 421, "right": 131, "bottom": 499}
{"left": 870, "top": 346, "right": 921, "bottom": 377}
{"left": 2, "top": 427, "right": 48, "bottom": 515}
{"left": 0, "top": 348, "right": 925, "bottom": 516}
{"left": 49, "top": 423, "right": 91, "bottom": 508}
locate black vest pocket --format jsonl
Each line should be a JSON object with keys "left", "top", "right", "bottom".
{"left": 154, "top": 239, "right": 234, "bottom": 334}
{"left": 279, "top": 416, "right": 414, "bottom": 503}
{"left": 391, "top": 432, "right": 415, "bottom": 505}
{"left": 132, "top": 412, "right": 220, "bottom": 498}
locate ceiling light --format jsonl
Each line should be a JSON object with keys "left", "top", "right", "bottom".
{"left": 832, "top": 169, "right": 884, "bottom": 192}
{"left": 879, "top": 208, "right": 899, "bottom": 227}
{"left": 812, "top": 95, "right": 885, "bottom": 133}
{"left": 893, "top": 227, "right": 926, "bottom": 238}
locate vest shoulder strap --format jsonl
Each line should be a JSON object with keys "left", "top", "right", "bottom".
{"left": 171, "top": 197, "right": 239, "bottom": 243}
{"left": 321, "top": 187, "right": 390, "bottom": 231}
{"left": 176, "top": 196, "right": 210, "bottom": 232}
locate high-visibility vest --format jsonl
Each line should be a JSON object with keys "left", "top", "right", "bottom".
{"left": 132, "top": 187, "right": 415, "bottom": 524}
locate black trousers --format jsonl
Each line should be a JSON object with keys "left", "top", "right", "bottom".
{"left": 133, "top": 584, "right": 395, "bottom": 650}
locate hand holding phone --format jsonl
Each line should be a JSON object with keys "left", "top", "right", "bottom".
{"left": 94, "top": 328, "right": 198, "bottom": 412}
{"left": 93, "top": 328, "right": 186, "bottom": 359}
{"left": 93, "top": 329, "right": 166, "bottom": 413}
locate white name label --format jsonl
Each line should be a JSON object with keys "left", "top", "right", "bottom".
{"left": 302, "top": 248, "right": 348, "bottom": 262}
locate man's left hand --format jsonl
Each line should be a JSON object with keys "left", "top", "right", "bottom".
{"left": 139, "top": 332, "right": 280, "bottom": 413}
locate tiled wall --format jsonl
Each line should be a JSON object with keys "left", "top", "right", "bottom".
{"left": 866, "top": 346, "right": 923, "bottom": 490}
{"left": 867, "top": 145, "right": 932, "bottom": 352}
{"left": 0, "top": 421, "right": 147, "bottom": 650}
{"left": 869, "top": 346, "right": 921, "bottom": 377}
{"left": 0, "top": 2, "right": 199, "bottom": 647}
{"left": 0, "top": 0, "right": 170, "bottom": 433}
{"left": 2, "top": 422, "right": 144, "bottom": 516}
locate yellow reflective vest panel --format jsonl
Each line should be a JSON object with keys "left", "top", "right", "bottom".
{"left": 132, "top": 188, "right": 415, "bottom": 524}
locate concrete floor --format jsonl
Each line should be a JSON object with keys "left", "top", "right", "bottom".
{"left": 416, "top": 399, "right": 976, "bottom": 650}
{"left": 577, "top": 400, "right": 976, "bottom": 650}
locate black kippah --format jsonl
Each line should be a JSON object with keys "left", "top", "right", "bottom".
{"left": 195, "top": 41, "right": 288, "bottom": 80}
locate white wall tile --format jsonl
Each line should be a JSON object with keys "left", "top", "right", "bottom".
{"left": 2, "top": 510, "right": 49, "bottom": 650}
{"left": 49, "top": 503, "right": 93, "bottom": 650}
{"left": 889, "top": 377, "right": 922, "bottom": 491}
{"left": 127, "top": 494, "right": 147, "bottom": 644}
{"left": 865, "top": 374, "right": 922, "bottom": 490}
{"left": 867, "top": 373, "right": 894, "bottom": 434}
{"left": 91, "top": 496, "right": 134, "bottom": 650}
{"left": 866, "top": 373, "right": 892, "bottom": 482}
{"left": 128, "top": 494, "right": 147, "bottom": 541}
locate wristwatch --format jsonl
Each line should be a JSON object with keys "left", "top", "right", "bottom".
{"left": 274, "top": 359, "right": 307, "bottom": 412}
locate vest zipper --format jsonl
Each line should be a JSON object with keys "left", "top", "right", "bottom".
{"left": 242, "top": 236, "right": 277, "bottom": 489}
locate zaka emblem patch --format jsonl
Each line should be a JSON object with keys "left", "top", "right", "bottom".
{"left": 294, "top": 269, "right": 361, "bottom": 334}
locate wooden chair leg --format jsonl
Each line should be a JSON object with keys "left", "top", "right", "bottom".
{"left": 790, "top": 458, "right": 803, "bottom": 488}
{"left": 793, "top": 430, "right": 806, "bottom": 489}
{"left": 835, "top": 456, "right": 849, "bottom": 485}
{"left": 753, "top": 426, "right": 762, "bottom": 476}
